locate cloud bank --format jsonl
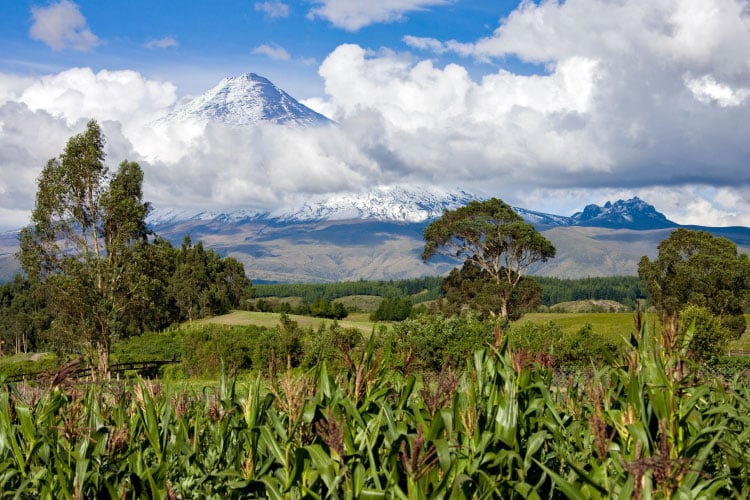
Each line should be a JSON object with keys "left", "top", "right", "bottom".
{"left": 3, "top": 0, "right": 750, "bottom": 230}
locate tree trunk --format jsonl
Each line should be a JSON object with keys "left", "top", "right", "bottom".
{"left": 96, "top": 341, "right": 111, "bottom": 381}
{"left": 500, "top": 298, "right": 509, "bottom": 320}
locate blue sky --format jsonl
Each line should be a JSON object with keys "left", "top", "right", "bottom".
{"left": 2, "top": 0, "right": 750, "bottom": 230}
{"left": 1, "top": 0, "right": 510, "bottom": 96}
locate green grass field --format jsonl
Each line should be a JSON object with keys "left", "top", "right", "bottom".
{"left": 200, "top": 310, "right": 750, "bottom": 350}
{"left": 516, "top": 312, "right": 645, "bottom": 339}
{"left": 195, "top": 310, "right": 380, "bottom": 335}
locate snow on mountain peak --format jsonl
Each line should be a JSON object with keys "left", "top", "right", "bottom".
{"left": 571, "top": 197, "right": 676, "bottom": 229}
{"left": 161, "top": 72, "right": 333, "bottom": 127}
{"left": 147, "top": 187, "right": 478, "bottom": 226}
{"left": 280, "top": 186, "right": 478, "bottom": 223}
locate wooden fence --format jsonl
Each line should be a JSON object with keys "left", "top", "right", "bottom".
{"left": 2, "top": 359, "right": 177, "bottom": 385}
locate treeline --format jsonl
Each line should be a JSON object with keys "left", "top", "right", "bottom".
{"left": 255, "top": 275, "right": 646, "bottom": 308}
{"left": 0, "top": 236, "right": 253, "bottom": 355}
{"left": 253, "top": 297, "right": 348, "bottom": 320}
{"left": 254, "top": 276, "right": 443, "bottom": 304}
{"left": 535, "top": 276, "right": 647, "bottom": 308}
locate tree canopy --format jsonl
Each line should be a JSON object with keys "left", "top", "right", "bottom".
{"left": 423, "top": 198, "right": 555, "bottom": 320}
{"left": 638, "top": 228, "right": 750, "bottom": 339}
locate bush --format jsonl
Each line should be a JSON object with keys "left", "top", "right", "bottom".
{"left": 0, "top": 352, "right": 60, "bottom": 380}
{"left": 680, "top": 304, "right": 730, "bottom": 363}
{"left": 111, "top": 331, "right": 183, "bottom": 363}
{"left": 389, "top": 313, "right": 495, "bottom": 372}
{"left": 181, "top": 324, "right": 271, "bottom": 377}
{"left": 508, "top": 320, "right": 564, "bottom": 354}
{"left": 557, "top": 322, "right": 625, "bottom": 366}
{"left": 248, "top": 314, "right": 309, "bottom": 373}
{"left": 302, "top": 322, "right": 366, "bottom": 370}
{"left": 712, "top": 356, "right": 750, "bottom": 379}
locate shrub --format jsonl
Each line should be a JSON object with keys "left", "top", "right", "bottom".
{"left": 557, "top": 322, "right": 625, "bottom": 366}
{"left": 111, "top": 331, "right": 183, "bottom": 363}
{"left": 181, "top": 324, "right": 270, "bottom": 377}
{"left": 508, "top": 320, "right": 564, "bottom": 354}
{"left": 679, "top": 304, "right": 730, "bottom": 363}
{"left": 389, "top": 313, "right": 495, "bottom": 372}
{"left": 302, "top": 322, "right": 366, "bottom": 370}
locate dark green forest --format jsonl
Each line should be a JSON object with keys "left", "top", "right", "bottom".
{"left": 254, "top": 275, "right": 646, "bottom": 308}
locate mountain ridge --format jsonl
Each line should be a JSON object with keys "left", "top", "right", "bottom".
{"left": 140, "top": 190, "right": 750, "bottom": 282}
{"left": 146, "top": 189, "right": 681, "bottom": 231}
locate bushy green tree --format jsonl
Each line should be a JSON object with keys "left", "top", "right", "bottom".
{"left": 19, "top": 120, "right": 152, "bottom": 379}
{"left": 0, "top": 276, "right": 51, "bottom": 354}
{"left": 169, "top": 236, "right": 253, "bottom": 321}
{"left": 370, "top": 296, "right": 412, "bottom": 321}
{"left": 423, "top": 198, "right": 555, "bottom": 320}
{"left": 638, "top": 228, "right": 750, "bottom": 339}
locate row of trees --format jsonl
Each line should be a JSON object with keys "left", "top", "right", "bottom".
{"left": 10, "top": 121, "right": 253, "bottom": 378}
{"left": 254, "top": 276, "right": 442, "bottom": 304}
{"left": 253, "top": 297, "right": 348, "bottom": 320}
{"left": 535, "top": 275, "right": 646, "bottom": 308}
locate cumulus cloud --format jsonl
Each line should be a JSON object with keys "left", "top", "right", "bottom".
{"left": 310, "top": 0, "right": 750, "bottom": 213}
{"left": 252, "top": 43, "right": 291, "bottom": 61}
{"left": 0, "top": 70, "right": 177, "bottom": 230}
{"left": 0, "top": 68, "right": 381, "bottom": 228}
{"left": 685, "top": 75, "right": 750, "bottom": 107}
{"left": 141, "top": 122, "right": 380, "bottom": 212}
{"left": 308, "top": 0, "right": 450, "bottom": 31}
{"left": 29, "top": 0, "right": 100, "bottom": 51}
{"left": 17, "top": 67, "right": 177, "bottom": 135}
{"left": 145, "top": 36, "right": 179, "bottom": 49}
{"left": 254, "top": 1, "right": 290, "bottom": 19}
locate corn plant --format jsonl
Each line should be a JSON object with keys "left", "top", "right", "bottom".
{"left": 2, "top": 322, "right": 750, "bottom": 498}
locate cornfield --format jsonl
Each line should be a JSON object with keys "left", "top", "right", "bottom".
{"left": 1, "top": 322, "right": 750, "bottom": 499}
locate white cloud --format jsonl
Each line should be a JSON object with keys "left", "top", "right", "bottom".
{"left": 0, "top": 68, "right": 381, "bottom": 226}
{"left": 17, "top": 68, "right": 177, "bottom": 135}
{"left": 402, "top": 35, "right": 449, "bottom": 53}
{"left": 145, "top": 36, "right": 179, "bottom": 49}
{"left": 685, "top": 75, "right": 750, "bottom": 107}
{"left": 315, "top": 44, "right": 609, "bottom": 184}
{"left": 254, "top": 1, "right": 290, "bottom": 19}
{"left": 308, "top": 0, "right": 450, "bottom": 31}
{"left": 252, "top": 43, "right": 291, "bottom": 61}
{"left": 29, "top": 0, "right": 100, "bottom": 51}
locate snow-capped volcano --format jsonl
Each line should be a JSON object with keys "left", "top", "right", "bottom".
{"left": 161, "top": 73, "right": 333, "bottom": 127}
